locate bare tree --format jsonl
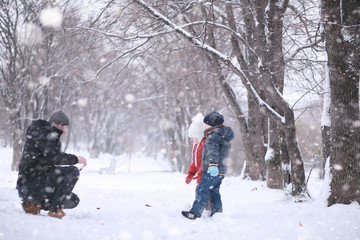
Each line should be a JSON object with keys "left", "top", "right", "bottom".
{"left": 128, "top": 0, "right": 310, "bottom": 197}
{"left": 0, "top": 1, "right": 329, "bottom": 193}
{"left": 0, "top": 0, "right": 41, "bottom": 170}
{"left": 72, "top": 1, "right": 228, "bottom": 170}
{"left": 0, "top": 0, "right": 99, "bottom": 170}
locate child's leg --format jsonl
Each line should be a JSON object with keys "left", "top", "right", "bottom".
{"left": 209, "top": 175, "right": 224, "bottom": 215}
{"left": 190, "top": 174, "right": 222, "bottom": 216}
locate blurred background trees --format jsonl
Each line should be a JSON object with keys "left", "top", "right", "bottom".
{"left": 0, "top": 0, "right": 326, "bottom": 191}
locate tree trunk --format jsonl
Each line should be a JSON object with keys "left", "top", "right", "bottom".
{"left": 267, "top": 121, "right": 284, "bottom": 189}
{"left": 321, "top": 125, "right": 331, "bottom": 178}
{"left": 226, "top": 1, "right": 267, "bottom": 180}
{"left": 247, "top": 95, "right": 267, "bottom": 180}
{"left": 283, "top": 112, "right": 306, "bottom": 196}
{"left": 264, "top": 0, "right": 289, "bottom": 189}
{"left": 10, "top": 112, "right": 24, "bottom": 171}
{"left": 321, "top": 61, "right": 331, "bottom": 179}
{"left": 322, "top": 0, "right": 360, "bottom": 206}
{"left": 281, "top": 131, "right": 291, "bottom": 185}
{"left": 11, "top": 131, "right": 23, "bottom": 171}
{"left": 200, "top": 4, "right": 258, "bottom": 177}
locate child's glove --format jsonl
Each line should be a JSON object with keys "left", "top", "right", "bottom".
{"left": 194, "top": 170, "right": 203, "bottom": 184}
{"left": 185, "top": 172, "right": 195, "bottom": 184}
{"left": 207, "top": 165, "right": 219, "bottom": 176}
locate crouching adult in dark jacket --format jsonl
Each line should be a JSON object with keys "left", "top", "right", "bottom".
{"left": 16, "top": 110, "right": 87, "bottom": 219}
{"left": 182, "top": 111, "right": 234, "bottom": 219}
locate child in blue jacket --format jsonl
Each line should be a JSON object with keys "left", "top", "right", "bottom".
{"left": 182, "top": 111, "right": 234, "bottom": 219}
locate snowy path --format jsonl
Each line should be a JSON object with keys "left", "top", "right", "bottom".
{"left": 0, "top": 149, "right": 359, "bottom": 240}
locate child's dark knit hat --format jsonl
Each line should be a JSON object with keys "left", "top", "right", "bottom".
{"left": 203, "top": 111, "right": 224, "bottom": 127}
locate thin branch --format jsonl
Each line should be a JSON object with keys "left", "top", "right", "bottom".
{"left": 134, "top": 0, "right": 285, "bottom": 124}
{"left": 288, "top": 38, "right": 324, "bottom": 60}
{"left": 70, "top": 26, "right": 172, "bottom": 40}
{"left": 291, "top": 79, "right": 324, "bottom": 110}
{"left": 88, "top": 0, "right": 116, "bottom": 28}
{"left": 94, "top": 38, "right": 150, "bottom": 79}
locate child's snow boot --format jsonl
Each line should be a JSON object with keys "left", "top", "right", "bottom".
{"left": 181, "top": 211, "right": 200, "bottom": 220}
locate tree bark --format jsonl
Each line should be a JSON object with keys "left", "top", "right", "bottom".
{"left": 281, "top": 132, "right": 291, "bottom": 185}
{"left": 321, "top": 62, "right": 331, "bottom": 179}
{"left": 263, "top": 0, "right": 288, "bottom": 189}
{"left": 321, "top": 125, "right": 331, "bottom": 178}
{"left": 226, "top": 1, "right": 267, "bottom": 180}
{"left": 267, "top": 121, "right": 284, "bottom": 189}
{"left": 247, "top": 96, "right": 267, "bottom": 180}
{"left": 10, "top": 113, "right": 24, "bottom": 171}
{"left": 322, "top": 0, "right": 360, "bottom": 206}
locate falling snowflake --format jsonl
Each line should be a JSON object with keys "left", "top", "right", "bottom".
{"left": 125, "top": 94, "right": 135, "bottom": 102}
{"left": 39, "top": 7, "right": 63, "bottom": 29}
{"left": 77, "top": 98, "right": 88, "bottom": 107}
{"left": 333, "top": 164, "right": 343, "bottom": 171}
{"left": 17, "top": 22, "right": 43, "bottom": 46}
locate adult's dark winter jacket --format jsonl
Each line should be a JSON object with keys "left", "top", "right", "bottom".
{"left": 16, "top": 119, "right": 78, "bottom": 202}
{"left": 202, "top": 125, "right": 234, "bottom": 175}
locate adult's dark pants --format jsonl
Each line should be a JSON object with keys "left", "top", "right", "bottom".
{"left": 31, "top": 166, "right": 80, "bottom": 212}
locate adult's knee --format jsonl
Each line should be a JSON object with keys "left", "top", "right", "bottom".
{"left": 55, "top": 166, "right": 80, "bottom": 184}
{"left": 67, "top": 166, "right": 80, "bottom": 183}
{"left": 69, "top": 166, "right": 80, "bottom": 178}
{"left": 59, "top": 166, "right": 80, "bottom": 178}
{"left": 63, "top": 193, "right": 80, "bottom": 209}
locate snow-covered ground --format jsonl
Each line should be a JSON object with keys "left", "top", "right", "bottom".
{"left": 0, "top": 147, "right": 359, "bottom": 240}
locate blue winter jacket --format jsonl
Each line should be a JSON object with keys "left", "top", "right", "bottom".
{"left": 202, "top": 125, "right": 234, "bottom": 175}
